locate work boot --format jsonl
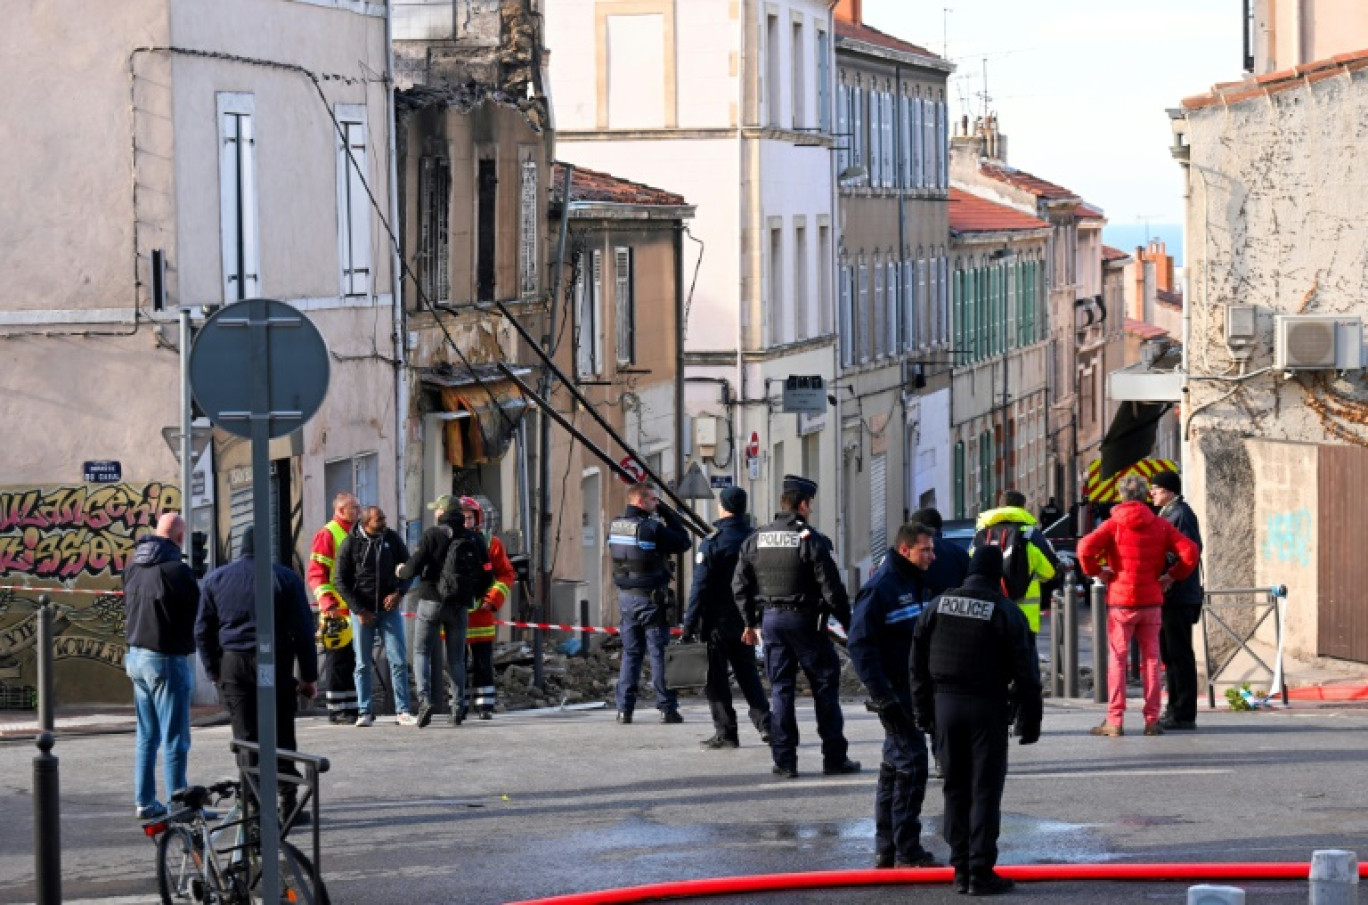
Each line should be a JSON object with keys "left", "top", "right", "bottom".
{"left": 416, "top": 699, "right": 433, "bottom": 729}
{"left": 771, "top": 764, "right": 799, "bottom": 779}
{"left": 700, "top": 734, "right": 739, "bottom": 749}
{"left": 874, "top": 852, "right": 896, "bottom": 869}
{"left": 897, "top": 851, "right": 943, "bottom": 868}
{"left": 1159, "top": 715, "right": 1196, "bottom": 731}
{"left": 967, "top": 870, "right": 1015, "bottom": 896}
{"left": 616, "top": 710, "right": 633, "bottom": 724}
{"left": 822, "top": 758, "right": 862, "bottom": 775}
{"left": 660, "top": 709, "right": 683, "bottom": 724}
{"left": 1088, "top": 721, "right": 1122, "bottom": 737}
{"left": 953, "top": 869, "right": 970, "bottom": 894}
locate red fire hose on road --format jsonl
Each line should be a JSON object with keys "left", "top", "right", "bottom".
{"left": 505, "top": 862, "right": 1368, "bottom": 905}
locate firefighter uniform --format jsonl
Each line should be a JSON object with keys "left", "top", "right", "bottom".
{"left": 848, "top": 546, "right": 937, "bottom": 868}
{"left": 911, "top": 547, "right": 1042, "bottom": 896}
{"left": 608, "top": 502, "right": 692, "bottom": 721}
{"left": 460, "top": 497, "right": 516, "bottom": 719}
{"left": 307, "top": 518, "right": 358, "bottom": 723}
{"left": 732, "top": 475, "right": 857, "bottom": 778}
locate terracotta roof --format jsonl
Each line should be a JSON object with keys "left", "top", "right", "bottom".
{"left": 1156, "top": 288, "right": 1184, "bottom": 309}
{"left": 1103, "top": 245, "right": 1131, "bottom": 262}
{"left": 1125, "top": 318, "right": 1169, "bottom": 340}
{"left": 1182, "top": 47, "right": 1368, "bottom": 110}
{"left": 979, "top": 161, "right": 1080, "bottom": 202}
{"left": 835, "top": 20, "right": 939, "bottom": 59}
{"left": 949, "top": 189, "right": 1050, "bottom": 234}
{"left": 551, "top": 162, "right": 687, "bottom": 207}
{"left": 1076, "top": 203, "right": 1104, "bottom": 220}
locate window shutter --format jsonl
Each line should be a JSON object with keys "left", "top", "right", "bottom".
{"left": 836, "top": 81, "right": 849, "bottom": 174}
{"left": 886, "top": 261, "right": 899, "bottom": 354}
{"left": 592, "top": 250, "right": 604, "bottom": 373}
{"left": 872, "top": 259, "right": 884, "bottom": 358}
{"left": 899, "top": 94, "right": 911, "bottom": 187}
{"left": 853, "top": 86, "right": 864, "bottom": 169}
{"left": 614, "top": 247, "right": 633, "bottom": 364}
{"left": 901, "top": 260, "right": 914, "bottom": 353}
{"left": 922, "top": 98, "right": 934, "bottom": 188}
{"left": 857, "top": 261, "right": 869, "bottom": 363}
{"left": 938, "top": 101, "right": 949, "bottom": 189}
{"left": 341, "top": 120, "right": 371, "bottom": 296}
{"left": 881, "top": 93, "right": 893, "bottom": 189}
{"left": 911, "top": 96, "right": 923, "bottom": 189}
{"left": 839, "top": 264, "right": 853, "bottom": 368}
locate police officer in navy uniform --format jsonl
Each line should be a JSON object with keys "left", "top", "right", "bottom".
{"left": 849, "top": 522, "right": 941, "bottom": 869}
{"left": 911, "top": 546, "right": 1042, "bottom": 896}
{"left": 610, "top": 482, "right": 693, "bottom": 724}
{"left": 682, "top": 485, "right": 772, "bottom": 749}
{"left": 733, "top": 474, "right": 859, "bottom": 779}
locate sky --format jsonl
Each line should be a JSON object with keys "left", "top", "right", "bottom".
{"left": 862, "top": 0, "right": 1243, "bottom": 227}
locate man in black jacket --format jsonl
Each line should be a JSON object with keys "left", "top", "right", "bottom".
{"left": 196, "top": 525, "right": 318, "bottom": 812}
{"left": 912, "top": 547, "right": 1041, "bottom": 896}
{"left": 733, "top": 474, "right": 858, "bottom": 779}
{"left": 122, "top": 513, "right": 200, "bottom": 819}
{"left": 1150, "top": 471, "right": 1204, "bottom": 731}
{"left": 335, "top": 506, "right": 413, "bottom": 727}
{"left": 912, "top": 507, "right": 970, "bottom": 598}
{"left": 682, "top": 486, "right": 771, "bottom": 749}
{"left": 397, "top": 494, "right": 488, "bottom": 727}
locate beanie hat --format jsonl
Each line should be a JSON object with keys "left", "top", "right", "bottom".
{"left": 1151, "top": 471, "right": 1182, "bottom": 495}
{"left": 719, "top": 485, "right": 747, "bottom": 515}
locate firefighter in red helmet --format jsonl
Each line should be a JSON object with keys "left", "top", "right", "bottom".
{"left": 459, "top": 497, "right": 516, "bottom": 719}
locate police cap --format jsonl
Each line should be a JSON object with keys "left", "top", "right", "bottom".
{"left": 782, "top": 474, "right": 819, "bottom": 498}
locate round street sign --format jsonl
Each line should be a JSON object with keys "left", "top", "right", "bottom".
{"left": 746, "top": 431, "right": 761, "bottom": 460}
{"left": 189, "top": 299, "right": 330, "bottom": 439}
{"left": 618, "top": 455, "right": 648, "bottom": 485}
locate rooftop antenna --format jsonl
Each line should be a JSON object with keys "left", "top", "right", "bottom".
{"left": 1136, "top": 213, "right": 1163, "bottom": 246}
{"left": 976, "top": 58, "right": 994, "bottom": 122}
{"left": 942, "top": 7, "right": 951, "bottom": 59}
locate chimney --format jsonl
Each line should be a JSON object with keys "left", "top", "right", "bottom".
{"left": 835, "top": 0, "right": 861, "bottom": 24}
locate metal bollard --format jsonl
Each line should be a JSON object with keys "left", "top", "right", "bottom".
{"left": 37, "top": 596, "right": 54, "bottom": 732}
{"left": 1091, "top": 581, "right": 1108, "bottom": 704}
{"left": 34, "top": 594, "right": 60, "bottom": 905}
{"left": 1309, "top": 849, "right": 1359, "bottom": 904}
{"left": 579, "top": 599, "right": 591, "bottom": 658}
{"left": 1187, "top": 885, "right": 1243, "bottom": 904}
{"left": 1063, "top": 575, "right": 1079, "bottom": 699}
{"left": 1047, "top": 590, "right": 1061, "bottom": 698}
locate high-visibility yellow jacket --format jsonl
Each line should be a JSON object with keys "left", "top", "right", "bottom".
{"left": 972, "top": 506, "right": 1057, "bottom": 633}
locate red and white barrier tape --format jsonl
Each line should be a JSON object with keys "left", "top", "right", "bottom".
{"left": 0, "top": 585, "right": 122, "bottom": 596}
{"left": 495, "top": 619, "right": 683, "bottom": 637}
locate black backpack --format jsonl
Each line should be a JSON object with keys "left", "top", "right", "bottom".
{"left": 972, "top": 522, "right": 1032, "bottom": 601}
{"left": 438, "top": 525, "right": 495, "bottom": 607}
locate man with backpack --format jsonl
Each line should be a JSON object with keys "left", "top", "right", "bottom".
{"left": 970, "top": 490, "right": 1058, "bottom": 635}
{"left": 398, "top": 494, "right": 495, "bottom": 728}
{"left": 335, "top": 506, "right": 415, "bottom": 727}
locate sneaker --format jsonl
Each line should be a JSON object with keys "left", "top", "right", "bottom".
{"left": 396, "top": 712, "right": 418, "bottom": 727}
{"left": 1143, "top": 721, "right": 1164, "bottom": 736}
{"left": 771, "top": 764, "right": 799, "bottom": 779}
{"left": 1089, "top": 721, "right": 1122, "bottom": 737}
{"left": 416, "top": 700, "right": 433, "bottom": 729}
{"left": 897, "top": 851, "right": 943, "bottom": 868}
{"left": 660, "top": 710, "right": 683, "bottom": 724}
{"left": 355, "top": 713, "right": 374, "bottom": 727}
{"left": 700, "top": 735, "right": 740, "bottom": 750}
{"left": 136, "top": 803, "right": 168, "bottom": 820}
{"left": 823, "top": 758, "right": 862, "bottom": 775}
{"left": 967, "top": 871, "right": 1015, "bottom": 896}
{"left": 616, "top": 711, "right": 633, "bottom": 724}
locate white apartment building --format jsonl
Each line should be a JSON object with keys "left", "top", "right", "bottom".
{"left": 545, "top": 0, "right": 841, "bottom": 535}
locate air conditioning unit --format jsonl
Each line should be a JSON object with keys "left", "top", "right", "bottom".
{"left": 1274, "top": 315, "right": 1363, "bottom": 371}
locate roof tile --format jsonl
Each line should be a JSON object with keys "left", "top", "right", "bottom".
{"left": 835, "top": 20, "right": 939, "bottom": 59}
{"left": 949, "top": 188, "right": 1051, "bottom": 233}
{"left": 1125, "top": 317, "right": 1170, "bottom": 340}
{"left": 1182, "top": 46, "right": 1368, "bottom": 110}
{"left": 1103, "top": 245, "right": 1131, "bottom": 262}
{"left": 979, "top": 161, "right": 1080, "bottom": 201}
{"left": 552, "top": 161, "right": 687, "bottom": 207}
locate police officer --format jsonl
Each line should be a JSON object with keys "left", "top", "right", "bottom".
{"left": 849, "top": 522, "right": 940, "bottom": 869}
{"left": 682, "top": 486, "right": 772, "bottom": 749}
{"left": 609, "top": 482, "right": 693, "bottom": 724}
{"left": 911, "top": 546, "right": 1042, "bottom": 896}
{"left": 733, "top": 474, "right": 859, "bottom": 779}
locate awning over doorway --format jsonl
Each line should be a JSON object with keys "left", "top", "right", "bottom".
{"left": 422, "top": 364, "right": 531, "bottom": 468}
{"left": 1099, "top": 401, "right": 1171, "bottom": 481}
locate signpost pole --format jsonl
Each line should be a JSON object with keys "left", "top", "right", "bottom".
{"left": 180, "top": 308, "right": 194, "bottom": 528}
{"left": 247, "top": 302, "right": 281, "bottom": 903}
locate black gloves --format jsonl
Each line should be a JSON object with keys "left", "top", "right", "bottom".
{"left": 1014, "top": 695, "right": 1042, "bottom": 745}
{"left": 914, "top": 709, "right": 935, "bottom": 737}
{"left": 871, "top": 697, "right": 916, "bottom": 737}
{"left": 1016, "top": 718, "right": 1041, "bottom": 745}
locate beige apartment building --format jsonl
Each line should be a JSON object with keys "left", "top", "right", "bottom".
{"left": 0, "top": 0, "right": 399, "bottom": 703}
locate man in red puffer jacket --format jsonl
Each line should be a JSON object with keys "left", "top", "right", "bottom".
{"left": 1077, "top": 475, "right": 1200, "bottom": 737}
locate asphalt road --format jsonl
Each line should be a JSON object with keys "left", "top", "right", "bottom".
{"left": 2, "top": 686, "right": 1366, "bottom": 905}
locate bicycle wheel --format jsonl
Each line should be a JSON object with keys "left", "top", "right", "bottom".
{"left": 156, "top": 825, "right": 205, "bottom": 903}
{"left": 251, "top": 841, "right": 330, "bottom": 905}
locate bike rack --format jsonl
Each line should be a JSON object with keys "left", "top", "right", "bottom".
{"left": 230, "top": 739, "right": 331, "bottom": 901}
{"left": 1200, "top": 586, "right": 1290, "bottom": 709}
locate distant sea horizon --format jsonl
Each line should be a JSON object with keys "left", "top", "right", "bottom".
{"left": 1102, "top": 223, "right": 1183, "bottom": 268}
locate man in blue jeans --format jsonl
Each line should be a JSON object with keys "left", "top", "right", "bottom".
{"left": 335, "top": 506, "right": 416, "bottom": 726}
{"left": 122, "top": 513, "right": 201, "bottom": 819}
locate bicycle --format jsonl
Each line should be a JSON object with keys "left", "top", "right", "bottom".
{"left": 143, "top": 778, "right": 329, "bottom": 904}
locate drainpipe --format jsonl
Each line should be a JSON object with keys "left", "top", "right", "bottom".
{"left": 384, "top": 2, "right": 408, "bottom": 525}
{"left": 674, "top": 221, "right": 687, "bottom": 607}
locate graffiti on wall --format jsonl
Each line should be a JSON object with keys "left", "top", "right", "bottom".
{"left": 1261, "top": 507, "right": 1313, "bottom": 568}
{"left": 0, "top": 483, "right": 183, "bottom": 706}
{"left": 0, "top": 483, "right": 182, "bottom": 580}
